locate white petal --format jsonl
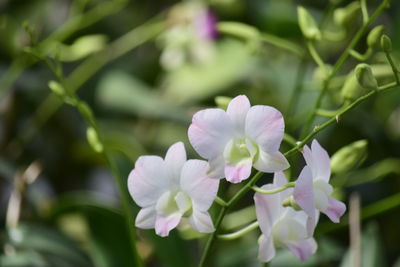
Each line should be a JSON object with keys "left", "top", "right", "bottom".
{"left": 254, "top": 184, "right": 282, "bottom": 235}
{"left": 227, "top": 95, "right": 250, "bottom": 136}
{"left": 165, "top": 142, "right": 187, "bottom": 184}
{"left": 189, "top": 209, "right": 215, "bottom": 233}
{"left": 128, "top": 156, "right": 168, "bottom": 207}
{"left": 207, "top": 155, "right": 225, "bottom": 179}
{"left": 273, "top": 172, "right": 292, "bottom": 200}
{"left": 323, "top": 197, "right": 346, "bottom": 223}
{"left": 155, "top": 213, "right": 182, "bottom": 237}
{"left": 293, "top": 166, "right": 315, "bottom": 219}
{"left": 253, "top": 150, "right": 289, "bottom": 173}
{"left": 311, "top": 140, "right": 331, "bottom": 182}
{"left": 224, "top": 160, "right": 252, "bottom": 183}
{"left": 286, "top": 237, "right": 317, "bottom": 261}
{"left": 258, "top": 234, "right": 276, "bottom": 262}
{"left": 188, "top": 108, "right": 233, "bottom": 159}
{"left": 135, "top": 206, "right": 157, "bottom": 229}
{"left": 180, "top": 160, "right": 219, "bottom": 211}
{"left": 245, "top": 105, "right": 285, "bottom": 152}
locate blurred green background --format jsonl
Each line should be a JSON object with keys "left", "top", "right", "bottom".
{"left": 1, "top": 0, "right": 400, "bottom": 266}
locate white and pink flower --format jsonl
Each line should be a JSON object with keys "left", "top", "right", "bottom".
{"left": 254, "top": 172, "right": 317, "bottom": 262}
{"left": 127, "top": 142, "right": 219, "bottom": 237}
{"left": 188, "top": 95, "right": 289, "bottom": 183}
{"left": 293, "top": 139, "right": 346, "bottom": 233}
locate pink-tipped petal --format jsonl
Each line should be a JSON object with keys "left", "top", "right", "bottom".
{"left": 189, "top": 209, "right": 215, "bottom": 233}
{"left": 224, "top": 161, "right": 252, "bottom": 183}
{"left": 207, "top": 155, "right": 225, "bottom": 179}
{"left": 254, "top": 185, "right": 282, "bottom": 235}
{"left": 135, "top": 206, "right": 157, "bottom": 229}
{"left": 253, "top": 150, "right": 289, "bottom": 173}
{"left": 258, "top": 234, "right": 276, "bottom": 262}
{"left": 128, "top": 156, "right": 168, "bottom": 207}
{"left": 180, "top": 160, "right": 219, "bottom": 211}
{"left": 155, "top": 213, "right": 182, "bottom": 237}
{"left": 245, "top": 105, "right": 284, "bottom": 153}
{"left": 294, "top": 166, "right": 320, "bottom": 236}
{"left": 311, "top": 140, "right": 331, "bottom": 182}
{"left": 188, "top": 108, "right": 233, "bottom": 159}
{"left": 165, "top": 142, "right": 187, "bottom": 184}
{"left": 227, "top": 95, "right": 251, "bottom": 135}
{"left": 324, "top": 197, "right": 346, "bottom": 223}
{"left": 286, "top": 238, "right": 317, "bottom": 261}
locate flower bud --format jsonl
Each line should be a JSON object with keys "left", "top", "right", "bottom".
{"left": 297, "top": 6, "right": 321, "bottom": 40}
{"left": 367, "top": 25, "right": 385, "bottom": 49}
{"left": 333, "top": 2, "right": 360, "bottom": 27}
{"left": 331, "top": 140, "right": 368, "bottom": 174}
{"left": 86, "top": 127, "right": 103, "bottom": 153}
{"left": 48, "top": 80, "right": 65, "bottom": 97}
{"left": 215, "top": 96, "right": 232, "bottom": 110}
{"left": 340, "top": 71, "right": 363, "bottom": 101}
{"left": 355, "top": 63, "right": 378, "bottom": 90}
{"left": 381, "top": 34, "right": 392, "bottom": 52}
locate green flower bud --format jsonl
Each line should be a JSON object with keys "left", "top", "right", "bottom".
{"left": 367, "top": 25, "right": 385, "bottom": 49}
{"left": 215, "top": 96, "right": 232, "bottom": 110}
{"left": 331, "top": 140, "right": 368, "bottom": 174}
{"left": 381, "top": 34, "right": 392, "bottom": 52}
{"left": 48, "top": 80, "right": 65, "bottom": 97}
{"left": 355, "top": 63, "right": 378, "bottom": 90}
{"left": 297, "top": 6, "right": 321, "bottom": 40}
{"left": 340, "top": 71, "right": 364, "bottom": 101}
{"left": 333, "top": 2, "right": 360, "bottom": 27}
{"left": 86, "top": 127, "right": 103, "bottom": 153}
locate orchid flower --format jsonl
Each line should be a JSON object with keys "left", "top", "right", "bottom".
{"left": 188, "top": 95, "right": 289, "bottom": 183}
{"left": 127, "top": 142, "right": 219, "bottom": 237}
{"left": 254, "top": 172, "right": 317, "bottom": 262}
{"left": 159, "top": 1, "right": 217, "bottom": 70}
{"left": 293, "top": 140, "right": 346, "bottom": 233}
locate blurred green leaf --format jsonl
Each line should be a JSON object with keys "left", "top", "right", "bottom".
{"left": 96, "top": 70, "right": 189, "bottom": 122}
{"left": 0, "top": 251, "right": 46, "bottom": 267}
{"left": 56, "top": 35, "right": 108, "bottom": 62}
{"left": 163, "top": 40, "right": 255, "bottom": 104}
{"left": 6, "top": 223, "right": 91, "bottom": 267}
{"left": 340, "top": 223, "right": 385, "bottom": 267}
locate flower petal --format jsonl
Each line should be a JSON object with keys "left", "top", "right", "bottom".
{"left": 311, "top": 140, "right": 331, "bottom": 182}
{"left": 245, "top": 105, "right": 284, "bottom": 153}
{"left": 189, "top": 209, "right": 215, "bottom": 233}
{"left": 227, "top": 95, "right": 250, "bottom": 136}
{"left": 258, "top": 234, "right": 276, "bottom": 262}
{"left": 273, "top": 172, "right": 292, "bottom": 200}
{"left": 128, "top": 156, "right": 168, "bottom": 207}
{"left": 180, "top": 160, "right": 219, "bottom": 211}
{"left": 286, "top": 238, "right": 317, "bottom": 261}
{"left": 224, "top": 160, "right": 252, "bottom": 183}
{"left": 135, "top": 206, "right": 157, "bottom": 229}
{"left": 253, "top": 150, "right": 289, "bottom": 173}
{"left": 254, "top": 184, "right": 282, "bottom": 235}
{"left": 188, "top": 108, "right": 233, "bottom": 159}
{"left": 165, "top": 142, "right": 187, "bottom": 184}
{"left": 207, "top": 155, "right": 225, "bottom": 179}
{"left": 323, "top": 197, "right": 346, "bottom": 223}
{"left": 155, "top": 213, "right": 182, "bottom": 237}
{"left": 293, "top": 166, "right": 318, "bottom": 236}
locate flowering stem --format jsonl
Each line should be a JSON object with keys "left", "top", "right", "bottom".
{"left": 300, "top": 0, "right": 392, "bottom": 139}
{"left": 218, "top": 221, "right": 259, "bottom": 240}
{"left": 383, "top": 50, "right": 400, "bottom": 85}
{"left": 215, "top": 196, "right": 228, "bottom": 207}
{"left": 306, "top": 41, "right": 325, "bottom": 69}
{"left": 252, "top": 182, "right": 295, "bottom": 195}
{"left": 360, "top": 0, "right": 369, "bottom": 24}
{"left": 283, "top": 133, "right": 297, "bottom": 147}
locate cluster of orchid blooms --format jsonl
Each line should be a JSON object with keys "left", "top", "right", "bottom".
{"left": 127, "top": 95, "right": 346, "bottom": 262}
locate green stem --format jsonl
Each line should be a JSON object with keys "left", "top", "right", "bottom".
{"left": 360, "top": 0, "right": 369, "bottom": 24}
{"left": 215, "top": 196, "right": 228, "bottom": 207}
{"left": 306, "top": 41, "right": 326, "bottom": 69}
{"left": 283, "top": 133, "right": 298, "bottom": 147}
{"left": 384, "top": 51, "right": 400, "bottom": 85}
{"left": 218, "top": 221, "right": 259, "bottom": 240}
{"left": 315, "top": 105, "right": 346, "bottom": 117}
{"left": 252, "top": 182, "right": 295, "bottom": 195}
{"left": 349, "top": 48, "right": 372, "bottom": 61}
{"left": 300, "top": 0, "right": 392, "bottom": 139}
{"left": 260, "top": 33, "right": 305, "bottom": 57}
